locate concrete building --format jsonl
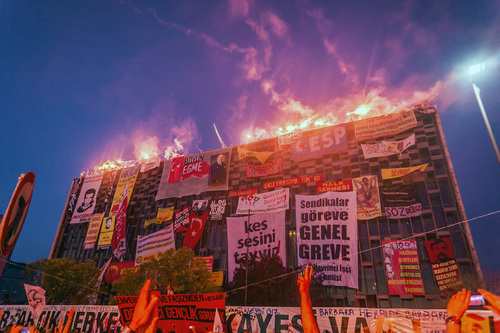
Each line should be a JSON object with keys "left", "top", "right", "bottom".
{"left": 50, "top": 105, "right": 483, "bottom": 307}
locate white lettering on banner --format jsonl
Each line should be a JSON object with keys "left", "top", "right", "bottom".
{"left": 295, "top": 192, "right": 358, "bottom": 288}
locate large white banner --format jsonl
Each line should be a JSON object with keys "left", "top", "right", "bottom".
{"left": 235, "top": 188, "right": 289, "bottom": 215}
{"left": 135, "top": 224, "right": 175, "bottom": 266}
{"left": 155, "top": 147, "right": 232, "bottom": 199}
{"left": 227, "top": 211, "right": 286, "bottom": 281}
{"left": 70, "top": 174, "right": 103, "bottom": 224}
{"left": 295, "top": 192, "right": 358, "bottom": 288}
{"left": 361, "top": 134, "right": 415, "bottom": 159}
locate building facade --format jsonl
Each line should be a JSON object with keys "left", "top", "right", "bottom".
{"left": 50, "top": 106, "right": 483, "bottom": 308}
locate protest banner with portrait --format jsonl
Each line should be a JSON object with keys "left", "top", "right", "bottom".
{"left": 352, "top": 176, "right": 381, "bottom": 220}
{"left": 70, "top": 173, "right": 103, "bottom": 224}
{"left": 425, "top": 238, "right": 463, "bottom": 294}
{"left": 382, "top": 240, "right": 425, "bottom": 295}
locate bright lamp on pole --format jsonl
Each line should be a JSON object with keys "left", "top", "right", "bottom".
{"left": 468, "top": 62, "right": 500, "bottom": 167}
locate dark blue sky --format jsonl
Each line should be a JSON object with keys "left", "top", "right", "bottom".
{"left": 1, "top": 0, "right": 499, "bottom": 275}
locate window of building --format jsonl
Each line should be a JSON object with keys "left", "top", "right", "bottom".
{"left": 389, "top": 220, "right": 400, "bottom": 235}
{"left": 419, "top": 148, "right": 430, "bottom": 158}
{"left": 416, "top": 183, "right": 430, "bottom": 209}
{"left": 375, "top": 265, "right": 388, "bottom": 294}
{"left": 430, "top": 194, "right": 446, "bottom": 228}
{"left": 369, "top": 220, "right": 379, "bottom": 236}
{"left": 360, "top": 238, "right": 372, "bottom": 262}
{"left": 371, "top": 240, "right": 382, "bottom": 264}
{"left": 342, "top": 166, "right": 351, "bottom": 179}
{"left": 400, "top": 219, "right": 411, "bottom": 237}
{"left": 422, "top": 214, "right": 434, "bottom": 231}
{"left": 379, "top": 220, "right": 390, "bottom": 237}
{"left": 359, "top": 221, "right": 368, "bottom": 237}
{"left": 439, "top": 179, "right": 453, "bottom": 206}
{"left": 411, "top": 216, "right": 424, "bottom": 234}
{"left": 390, "top": 296, "right": 402, "bottom": 308}
{"left": 365, "top": 269, "right": 376, "bottom": 294}
{"left": 433, "top": 159, "right": 445, "bottom": 175}
{"left": 450, "top": 231, "right": 467, "bottom": 259}
{"left": 402, "top": 299, "right": 414, "bottom": 309}
{"left": 428, "top": 136, "right": 438, "bottom": 146}
{"left": 379, "top": 299, "right": 390, "bottom": 308}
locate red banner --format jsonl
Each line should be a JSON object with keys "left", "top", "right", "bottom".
{"left": 183, "top": 210, "right": 209, "bottom": 249}
{"left": 383, "top": 240, "right": 425, "bottom": 295}
{"left": 316, "top": 179, "right": 352, "bottom": 193}
{"left": 263, "top": 175, "right": 323, "bottom": 190}
{"left": 228, "top": 188, "right": 258, "bottom": 198}
{"left": 246, "top": 158, "right": 281, "bottom": 178}
{"left": 104, "top": 261, "right": 136, "bottom": 284}
{"left": 425, "top": 238, "right": 463, "bottom": 295}
{"left": 116, "top": 293, "right": 225, "bottom": 333}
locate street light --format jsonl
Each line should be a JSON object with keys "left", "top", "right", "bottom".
{"left": 468, "top": 62, "right": 500, "bottom": 167}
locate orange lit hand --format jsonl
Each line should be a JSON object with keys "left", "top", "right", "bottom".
{"left": 129, "top": 279, "right": 159, "bottom": 333}
{"left": 447, "top": 288, "right": 471, "bottom": 319}
{"left": 10, "top": 326, "right": 23, "bottom": 333}
{"left": 478, "top": 289, "right": 500, "bottom": 315}
{"left": 297, "top": 265, "right": 313, "bottom": 296}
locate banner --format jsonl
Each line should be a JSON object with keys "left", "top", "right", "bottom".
{"left": 157, "top": 207, "right": 174, "bottom": 222}
{"left": 291, "top": 125, "right": 347, "bottom": 162}
{"left": 316, "top": 179, "right": 352, "bottom": 193}
{"left": 209, "top": 199, "right": 226, "bottom": 220}
{"left": 354, "top": 109, "right": 417, "bottom": 141}
{"left": 226, "top": 306, "right": 457, "bottom": 333}
{"left": 116, "top": 293, "right": 225, "bottom": 333}
{"left": 237, "top": 147, "right": 274, "bottom": 164}
{"left": 184, "top": 211, "right": 209, "bottom": 249}
{"left": 295, "top": 192, "right": 357, "bottom": 288}
{"left": 0, "top": 304, "right": 498, "bottom": 333}
{"left": 425, "top": 238, "right": 463, "bottom": 294}
{"left": 193, "top": 256, "right": 214, "bottom": 272}
{"left": 110, "top": 166, "right": 140, "bottom": 214}
{"left": 140, "top": 159, "right": 160, "bottom": 173}
{"left": 97, "top": 215, "right": 115, "bottom": 248}
{"left": 227, "top": 211, "right": 286, "bottom": 281}
{"left": 174, "top": 207, "right": 190, "bottom": 232}
{"left": 352, "top": 176, "right": 381, "bottom": 220}
{"left": 381, "top": 163, "right": 428, "bottom": 180}
{"left": 83, "top": 213, "right": 104, "bottom": 250}
{"left": 104, "top": 261, "right": 136, "bottom": 284}
{"left": 24, "top": 284, "right": 46, "bottom": 319}
{"left": 66, "top": 177, "right": 82, "bottom": 215}
{"left": 278, "top": 131, "right": 302, "bottom": 146}
{"left": 111, "top": 184, "right": 128, "bottom": 260}
{"left": 135, "top": 224, "right": 175, "bottom": 266}
{"left": 263, "top": 175, "right": 324, "bottom": 190}
{"left": 380, "top": 184, "right": 422, "bottom": 219}
{"left": 192, "top": 200, "right": 209, "bottom": 212}
{"left": 228, "top": 188, "right": 258, "bottom": 198}
{"left": 144, "top": 218, "right": 162, "bottom": 228}
{"left": 0, "top": 305, "right": 122, "bottom": 332}
{"left": 235, "top": 188, "right": 289, "bottom": 215}
{"left": 246, "top": 158, "right": 282, "bottom": 178}
{"left": 382, "top": 240, "right": 425, "bottom": 295}
{"left": 156, "top": 147, "right": 232, "bottom": 199}
{"left": 70, "top": 173, "right": 103, "bottom": 224}
{"left": 361, "top": 134, "right": 416, "bottom": 159}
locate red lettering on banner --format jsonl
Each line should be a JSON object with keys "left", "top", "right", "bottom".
{"left": 263, "top": 174, "right": 324, "bottom": 190}
{"left": 181, "top": 161, "right": 210, "bottom": 180}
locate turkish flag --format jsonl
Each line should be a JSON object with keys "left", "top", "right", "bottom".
{"left": 168, "top": 156, "right": 185, "bottom": 183}
{"left": 183, "top": 210, "right": 209, "bottom": 249}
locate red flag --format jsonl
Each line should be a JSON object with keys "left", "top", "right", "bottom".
{"left": 183, "top": 210, "right": 209, "bottom": 249}
{"left": 168, "top": 156, "right": 185, "bottom": 183}
{"left": 112, "top": 185, "right": 128, "bottom": 260}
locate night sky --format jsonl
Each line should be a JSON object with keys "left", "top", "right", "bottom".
{"left": 1, "top": 1, "right": 499, "bottom": 277}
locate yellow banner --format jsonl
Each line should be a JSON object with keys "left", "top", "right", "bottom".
{"left": 110, "top": 165, "right": 140, "bottom": 214}
{"left": 157, "top": 207, "right": 174, "bottom": 222}
{"left": 382, "top": 163, "right": 428, "bottom": 179}
{"left": 97, "top": 215, "right": 115, "bottom": 247}
{"left": 238, "top": 147, "right": 274, "bottom": 164}
{"left": 144, "top": 218, "right": 162, "bottom": 228}
{"left": 83, "top": 213, "right": 103, "bottom": 250}
{"left": 210, "top": 271, "right": 223, "bottom": 286}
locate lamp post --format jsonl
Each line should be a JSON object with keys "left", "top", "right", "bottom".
{"left": 469, "top": 63, "right": 500, "bottom": 167}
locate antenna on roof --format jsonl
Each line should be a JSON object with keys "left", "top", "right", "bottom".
{"left": 213, "top": 123, "right": 227, "bottom": 148}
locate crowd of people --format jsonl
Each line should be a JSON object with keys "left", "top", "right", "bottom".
{"left": 1, "top": 271, "right": 500, "bottom": 333}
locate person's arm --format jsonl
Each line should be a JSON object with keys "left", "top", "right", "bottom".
{"left": 478, "top": 289, "right": 500, "bottom": 315}
{"left": 297, "top": 265, "right": 319, "bottom": 333}
{"left": 446, "top": 288, "right": 470, "bottom": 333}
{"left": 126, "top": 279, "right": 159, "bottom": 333}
